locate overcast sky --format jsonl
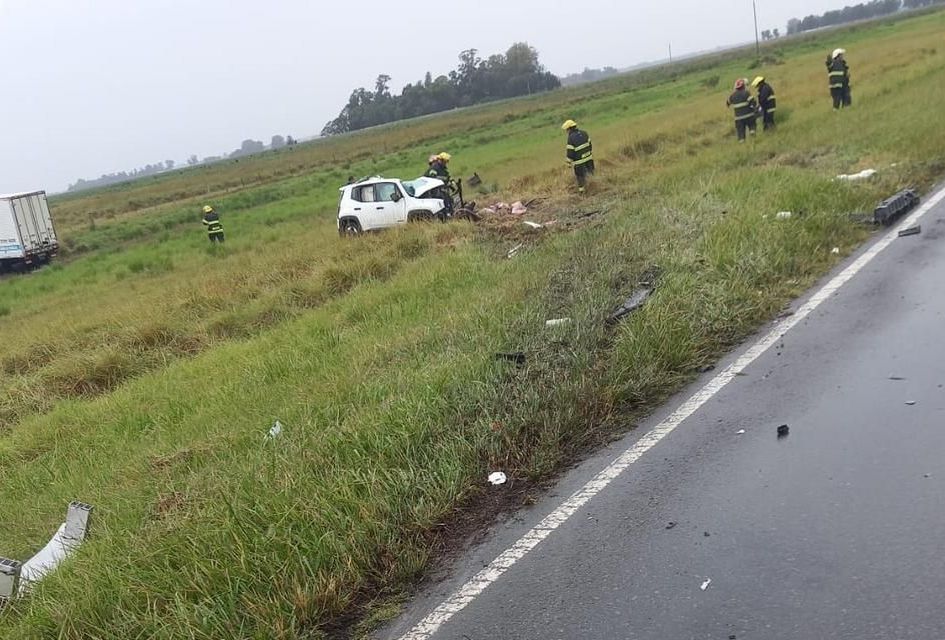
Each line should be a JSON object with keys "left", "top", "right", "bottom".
{"left": 0, "top": 0, "right": 845, "bottom": 193}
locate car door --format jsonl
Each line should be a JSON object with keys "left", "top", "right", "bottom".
{"left": 350, "top": 184, "right": 382, "bottom": 230}
{"left": 373, "top": 182, "right": 408, "bottom": 225}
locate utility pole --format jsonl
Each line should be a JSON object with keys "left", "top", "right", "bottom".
{"left": 668, "top": 43, "right": 673, "bottom": 64}
{"left": 752, "top": 0, "right": 761, "bottom": 56}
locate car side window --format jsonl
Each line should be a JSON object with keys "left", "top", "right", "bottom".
{"left": 352, "top": 185, "right": 376, "bottom": 202}
{"left": 375, "top": 182, "right": 400, "bottom": 202}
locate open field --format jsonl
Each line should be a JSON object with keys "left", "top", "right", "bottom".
{"left": 2, "top": 9, "right": 945, "bottom": 638}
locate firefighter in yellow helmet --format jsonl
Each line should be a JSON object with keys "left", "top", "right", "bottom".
{"left": 427, "top": 152, "right": 451, "bottom": 181}
{"left": 201, "top": 205, "right": 224, "bottom": 243}
{"left": 751, "top": 76, "right": 777, "bottom": 131}
{"left": 562, "top": 120, "right": 594, "bottom": 193}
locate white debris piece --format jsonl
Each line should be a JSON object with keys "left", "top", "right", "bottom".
{"left": 488, "top": 472, "right": 507, "bottom": 486}
{"left": 511, "top": 201, "right": 528, "bottom": 215}
{"left": 775, "top": 211, "right": 793, "bottom": 220}
{"left": 266, "top": 420, "right": 283, "bottom": 440}
{"left": 831, "top": 247, "right": 840, "bottom": 254}
{"left": 522, "top": 221, "right": 543, "bottom": 229}
{"left": 545, "top": 318, "right": 571, "bottom": 327}
{"left": 700, "top": 578, "right": 712, "bottom": 591}
{"left": 17, "top": 502, "right": 93, "bottom": 596}
{"left": 837, "top": 169, "right": 877, "bottom": 181}
{"left": 736, "top": 429, "right": 746, "bottom": 435}
{"left": 507, "top": 243, "right": 524, "bottom": 259}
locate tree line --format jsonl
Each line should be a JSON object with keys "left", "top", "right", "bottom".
{"left": 786, "top": 0, "right": 941, "bottom": 35}
{"left": 68, "top": 134, "right": 297, "bottom": 193}
{"left": 321, "top": 42, "right": 560, "bottom": 136}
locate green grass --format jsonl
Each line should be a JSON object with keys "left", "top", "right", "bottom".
{"left": 2, "top": 8, "right": 945, "bottom": 638}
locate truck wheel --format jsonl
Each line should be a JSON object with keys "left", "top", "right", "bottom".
{"left": 339, "top": 219, "right": 362, "bottom": 236}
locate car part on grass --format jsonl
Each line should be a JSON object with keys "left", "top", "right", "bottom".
{"left": 506, "top": 243, "right": 524, "bottom": 259}
{"left": 607, "top": 286, "right": 654, "bottom": 325}
{"left": 468, "top": 173, "right": 482, "bottom": 188}
{"left": 510, "top": 201, "right": 527, "bottom": 215}
{"left": 836, "top": 168, "right": 877, "bottom": 181}
{"left": 523, "top": 221, "right": 543, "bottom": 229}
{"left": 898, "top": 225, "right": 921, "bottom": 237}
{"left": 831, "top": 247, "right": 840, "bottom": 254}
{"left": 488, "top": 472, "right": 507, "bottom": 486}
{"left": 545, "top": 318, "right": 571, "bottom": 327}
{"left": 1, "top": 502, "right": 94, "bottom": 603}
{"left": 266, "top": 420, "right": 283, "bottom": 440}
{"left": 494, "top": 352, "right": 526, "bottom": 366}
{"left": 775, "top": 211, "right": 793, "bottom": 220}
{"left": 874, "top": 188, "right": 920, "bottom": 225}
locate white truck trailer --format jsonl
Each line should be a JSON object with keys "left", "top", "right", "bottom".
{"left": 0, "top": 191, "right": 59, "bottom": 272}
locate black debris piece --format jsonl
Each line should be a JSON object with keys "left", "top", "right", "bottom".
{"left": 704, "top": 531, "right": 711, "bottom": 537}
{"left": 889, "top": 376, "right": 906, "bottom": 381}
{"left": 665, "top": 521, "right": 677, "bottom": 530}
{"left": 898, "top": 225, "right": 922, "bottom": 237}
{"left": 495, "top": 352, "right": 526, "bottom": 366}
{"left": 699, "top": 365, "right": 716, "bottom": 373}
{"left": 874, "top": 189, "right": 920, "bottom": 225}
{"left": 468, "top": 173, "right": 482, "bottom": 187}
{"left": 777, "top": 424, "right": 790, "bottom": 438}
{"left": 607, "top": 287, "right": 654, "bottom": 325}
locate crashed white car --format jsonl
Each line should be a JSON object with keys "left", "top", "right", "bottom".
{"left": 337, "top": 176, "right": 448, "bottom": 236}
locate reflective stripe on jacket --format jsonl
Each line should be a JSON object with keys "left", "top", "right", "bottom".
{"left": 727, "top": 88, "right": 757, "bottom": 121}
{"left": 828, "top": 59, "right": 849, "bottom": 89}
{"left": 202, "top": 212, "right": 223, "bottom": 234}
{"left": 566, "top": 129, "right": 594, "bottom": 166}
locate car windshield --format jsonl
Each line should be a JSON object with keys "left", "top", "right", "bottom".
{"left": 401, "top": 180, "right": 417, "bottom": 197}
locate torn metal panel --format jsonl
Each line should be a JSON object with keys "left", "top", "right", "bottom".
{"left": 874, "top": 189, "right": 920, "bottom": 225}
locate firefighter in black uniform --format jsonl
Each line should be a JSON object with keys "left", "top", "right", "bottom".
{"left": 726, "top": 78, "right": 757, "bottom": 142}
{"left": 827, "top": 48, "right": 851, "bottom": 110}
{"left": 562, "top": 120, "right": 594, "bottom": 193}
{"left": 202, "top": 205, "right": 224, "bottom": 243}
{"left": 427, "top": 152, "right": 451, "bottom": 180}
{"left": 751, "top": 76, "right": 777, "bottom": 131}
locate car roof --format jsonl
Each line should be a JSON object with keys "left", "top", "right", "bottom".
{"left": 339, "top": 176, "right": 401, "bottom": 192}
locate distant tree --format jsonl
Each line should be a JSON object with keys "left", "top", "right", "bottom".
{"left": 787, "top": 0, "right": 902, "bottom": 34}
{"left": 187, "top": 154, "right": 199, "bottom": 166}
{"left": 270, "top": 134, "right": 286, "bottom": 149}
{"left": 286, "top": 136, "right": 297, "bottom": 145}
{"left": 320, "top": 41, "right": 560, "bottom": 136}
{"left": 165, "top": 159, "right": 175, "bottom": 170}
{"left": 773, "top": 27, "right": 780, "bottom": 37}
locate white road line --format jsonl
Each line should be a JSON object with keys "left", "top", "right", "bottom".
{"left": 397, "top": 185, "right": 945, "bottom": 640}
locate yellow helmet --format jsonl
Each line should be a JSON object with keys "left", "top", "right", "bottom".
{"left": 202, "top": 205, "right": 214, "bottom": 213}
{"left": 437, "top": 152, "right": 451, "bottom": 161}
{"left": 561, "top": 119, "right": 578, "bottom": 130}
{"left": 751, "top": 76, "right": 765, "bottom": 88}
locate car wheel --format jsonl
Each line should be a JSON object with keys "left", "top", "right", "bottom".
{"left": 339, "top": 219, "right": 362, "bottom": 236}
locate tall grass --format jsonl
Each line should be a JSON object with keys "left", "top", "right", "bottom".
{"left": 1, "top": 8, "right": 944, "bottom": 638}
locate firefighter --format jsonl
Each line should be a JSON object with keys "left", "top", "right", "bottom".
{"left": 202, "top": 205, "right": 224, "bottom": 243}
{"left": 427, "top": 152, "right": 451, "bottom": 181}
{"left": 562, "top": 120, "right": 594, "bottom": 193}
{"left": 827, "top": 48, "right": 851, "bottom": 110}
{"left": 751, "top": 76, "right": 777, "bottom": 131}
{"left": 726, "top": 78, "right": 757, "bottom": 142}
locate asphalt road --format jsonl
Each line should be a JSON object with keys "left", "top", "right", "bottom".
{"left": 381, "top": 187, "right": 945, "bottom": 640}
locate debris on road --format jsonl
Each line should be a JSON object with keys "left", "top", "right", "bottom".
{"left": 699, "top": 364, "right": 716, "bottom": 373}
{"left": 905, "top": 400, "right": 917, "bottom": 406}
{"left": 704, "top": 532, "right": 711, "bottom": 537}
{"left": 837, "top": 168, "right": 877, "bottom": 181}
{"left": 665, "top": 521, "right": 677, "bottom": 530}
{"left": 736, "top": 429, "right": 746, "bottom": 435}
{"left": 924, "top": 473, "right": 932, "bottom": 478}
{"left": 700, "top": 578, "right": 712, "bottom": 591}
{"left": 506, "top": 243, "right": 524, "bottom": 259}
{"left": 545, "top": 318, "right": 571, "bottom": 327}
{"left": 266, "top": 420, "right": 283, "bottom": 440}
{"left": 874, "top": 189, "right": 920, "bottom": 225}
{"left": 888, "top": 376, "right": 906, "bottom": 381}
{"left": 777, "top": 424, "right": 790, "bottom": 438}
{"left": 898, "top": 225, "right": 922, "bottom": 237}
{"left": 488, "top": 472, "right": 507, "bottom": 486}
{"left": 495, "top": 352, "right": 526, "bottom": 366}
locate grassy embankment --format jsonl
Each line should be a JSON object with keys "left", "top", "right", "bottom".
{"left": 1, "top": 9, "right": 944, "bottom": 638}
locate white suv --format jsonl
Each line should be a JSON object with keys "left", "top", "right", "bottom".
{"left": 337, "top": 176, "right": 448, "bottom": 235}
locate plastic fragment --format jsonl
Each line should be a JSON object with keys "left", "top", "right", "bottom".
{"left": 266, "top": 420, "right": 283, "bottom": 440}
{"left": 700, "top": 578, "right": 712, "bottom": 591}
{"left": 836, "top": 169, "right": 877, "bottom": 181}
{"left": 775, "top": 211, "right": 792, "bottom": 220}
{"left": 522, "top": 221, "right": 543, "bottom": 229}
{"left": 545, "top": 318, "right": 571, "bottom": 327}
{"left": 488, "top": 472, "right": 507, "bottom": 486}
